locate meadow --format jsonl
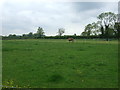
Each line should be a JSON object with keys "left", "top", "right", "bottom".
{"left": 2, "top": 39, "right": 118, "bottom": 88}
{"left": 0, "top": 40, "right": 2, "bottom": 89}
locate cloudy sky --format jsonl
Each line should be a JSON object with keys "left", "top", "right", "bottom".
{"left": 1, "top": 0, "right": 118, "bottom": 36}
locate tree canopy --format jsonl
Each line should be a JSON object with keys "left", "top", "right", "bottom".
{"left": 81, "top": 12, "right": 119, "bottom": 40}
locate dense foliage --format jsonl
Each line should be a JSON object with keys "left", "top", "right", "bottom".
{"left": 81, "top": 12, "right": 120, "bottom": 40}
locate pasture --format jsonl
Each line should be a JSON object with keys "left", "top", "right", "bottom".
{"left": 2, "top": 39, "right": 118, "bottom": 88}
{"left": 0, "top": 40, "right": 2, "bottom": 89}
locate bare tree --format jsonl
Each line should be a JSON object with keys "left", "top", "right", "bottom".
{"left": 57, "top": 28, "right": 65, "bottom": 36}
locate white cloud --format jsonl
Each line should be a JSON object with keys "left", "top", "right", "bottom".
{"left": 1, "top": 1, "right": 118, "bottom": 36}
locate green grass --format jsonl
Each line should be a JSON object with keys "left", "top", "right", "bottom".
{"left": 2, "top": 39, "right": 118, "bottom": 88}
{"left": 0, "top": 40, "right": 2, "bottom": 89}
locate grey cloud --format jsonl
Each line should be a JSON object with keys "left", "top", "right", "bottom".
{"left": 2, "top": 1, "right": 118, "bottom": 36}
{"left": 70, "top": 2, "right": 105, "bottom": 12}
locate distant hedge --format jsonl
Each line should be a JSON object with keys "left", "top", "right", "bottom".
{"left": 2, "top": 35, "right": 117, "bottom": 40}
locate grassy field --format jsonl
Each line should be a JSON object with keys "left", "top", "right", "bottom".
{"left": 0, "top": 40, "right": 2, "bottom": 89}
{"left": 2, "top": 39, "right": 118, "bottom": 88}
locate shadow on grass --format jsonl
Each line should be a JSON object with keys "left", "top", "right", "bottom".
{"left": 2, "top": 48, "right": 14, "bottom": 52}
{"left": 77, "top": 48, "right": 86, "bottom": 51}
{"left": 2, "top": 48, "right": 34, "bottom": 52}
{"left": 48, "top": 74, "right": 64, "bottom": 83}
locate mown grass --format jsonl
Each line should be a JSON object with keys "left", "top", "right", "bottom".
{"left": 2, "top": 39, "right": 118, "bottom": 88}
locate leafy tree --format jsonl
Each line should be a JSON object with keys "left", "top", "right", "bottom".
{"left": 97, "top": 12, "right": 117, "bottom": 40}
{"left": 28, "top": 32, "right": 33, "bottom": 37}
{"left": 97, "top": 21, "right": 104, "bottom": 37}
{"left": 114, "top": 22, "right": 120, "bottom": 39}
{"left": 57, "top": 28, "right": 65, "bottom": 36}
{"left": 81, "top": 31, "right": 88, "bottom": 36}
{"left": 8, "top": 34, "right": 16, "bottom": 38}
{"left": 81, "top": 12, "right": 118, "bottom": 40}
{"left": 74, "top": 33, "right": 77, "bottom": 36}
{"left": 22, "top": 34, "right": 28, "bottom": 39}
{"left": 91, "top": 22, "right": 100, "bottom": 36}
{"left": 82, "top": 24, "right": 93, "bottom": 36}
{"left": 22, "top": 34, "right": 26, "bottom": 37}
{"left": 36, "top": 27, "right": 45, "bottom": 38}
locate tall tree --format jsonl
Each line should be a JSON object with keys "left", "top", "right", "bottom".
{"left": 91, "top": 22, "right": 100, "bottom": 36}
{"left": 114, "top": 22, "right": 120, "bottom": 39}
{"left": 36, "top": 27, "right": 45, "bottom": 38}
{"left": 97, "top": 21, "right": 104, "bottom": 37}
{"left": 81, "top": 22, "right": 102, "bottom": 36}
{"left": 97, "top": 12, "right": 117, "bottom": 40}
{"left": 57, "top": 28, "right": 65, "bottom": 36}
{"left": 83, "top": 24, "right": 93, "bottom": 36}
{"left": 81, "top": 31, "right": 88, "bottom": 36}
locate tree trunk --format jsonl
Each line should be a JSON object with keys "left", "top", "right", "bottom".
{"left": 100, "top": 26, "right": 104, "bottom": 38}
{"left": 105, "top": 25, "right": 109, "bottom": 41}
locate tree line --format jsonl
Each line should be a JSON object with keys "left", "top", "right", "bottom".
{"left": 2, "top": 12, "right": 120, "bottom": 40}
{"left": 81, "top": 12, "right": 120, "bottom": 40}
{"left": 2, "top": 27, "right": 66, "bottom": 39}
